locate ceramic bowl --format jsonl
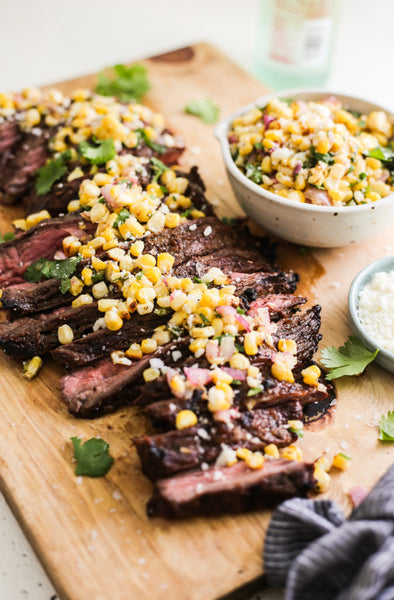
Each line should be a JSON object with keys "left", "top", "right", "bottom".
{"left": 215, "top": 89, "right": 394, "bottom": 247}
{"left": 348, "top": 255, "right": 394, "bottom": 374}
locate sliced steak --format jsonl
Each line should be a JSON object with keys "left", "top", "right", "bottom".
{"left": 174, "top": 247, "right": 277, "bottom": 279}
{"left": 274, "top": 305, "right": 322, "bottom": 370}
{"left": 24, "top": 168, "right": 91, "bottom": 217}
{"left": 231, "top": 271, "right": 299, "bottom": 298}
{"left": 0, "top": 302, "right": 101, "bottom": 358}
{"left": 0, "top": 119, "right": 20, "bottom": 155}
{"left": 147, "top": 458, "right": 315, "bottom": 519}
{"left": 247, "top": 295, "right": 306, "bottom": 320}
{"left": 0, "top": 214, "right": 94, "bottom": 287}
{"left": 52, "top": 311, "right": 169, "bottom": 367}
{"left": 135, "top": 402, "right": 302, "bottom": 480}
{"left": 61, "top": 339, "right": 189, "bottom": 417}
{"left": 1, "top": 279, "right": 69, "bottom": 314}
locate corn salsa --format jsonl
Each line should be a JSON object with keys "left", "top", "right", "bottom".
{"left": 228, "top": 97, "right": 394, "bottom": 206}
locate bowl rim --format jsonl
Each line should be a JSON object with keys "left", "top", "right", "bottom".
{"left": 348, "top": 255, "right": 394, "bottom": 363}
{"left": 214, "top": 88, "right": 394, "bottom": 215}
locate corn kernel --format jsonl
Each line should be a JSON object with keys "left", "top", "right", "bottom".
{"left": 25, "top": 210, "right": 51, "bottom": 229}
{"left": 245, "top": 452, "right": 265, "bottom": 470}
{"left": 92, "top": 281, "right": 109, "bottom": 299}
{"left": 91, "top": 256, "right": 107, "bottom": 271}
{"left": 165, "top": 213, "right": 181, "bottom": 228}
{"left": 98, "top": 299, "right": 119, "bottom": 312}
{"left": 229, "top": 352, "right": 250, "bottom": 370}
{"left": 176, "top": 410, "right": 198, "bottom": 430}
{"left": 207, "top": 387, "right": 231, "bottom": 412}
{"left": 71, "top": 293, "right": 93, "bottom": 308}
{"left": 81, "top": 267, "right": 93, "bottom": 286}
{"left": 69, "top": 277, "right": 84, "bottom": 296}
{"left": 189, "top": 338, "right": 208, "bottom": 354}
{"left": 212, "top": 369, "right": 233, "bottom": 385}
{"left": 153, "top": 328, "right": 171, "bottom": 346}
{"left": 58, "top": 324, "right": 74, "bottom": 345}
{"left": 282, "top": 445, "right": 303, "bottom": 462}
{"left": 244, "top": 332, "right": 259, "bottom": 356}
{"left": 104, "top": 309, "right": 123, "bottom": 331}
{"left": 314, "top": 467, "right": 331, "bottom": 493}
{"left": 236, "top": 448, "right": 252, "bottom": 460}
{"left": 271, "top": 360, "right": 295, "bottom": 383}
{"left": 143, "top": 367, "right": 161, "bottom": 383}
{"left": 278, "top": 339, "right": 297, "bottom": 354}
{"left": 332, "top": 453, "right": 351, "bottom": 471}
{"left": 301, "top": 364, "right": 321, "bottom": 386}
{"left": 264, "top": 444, "right": 280, "bottom": 459}
{"left": 141, "top": 338, "right": 158, "bottom": 354}
{"left": 23, "top": 356, "right": 43, "bottom": 380}
{"left": 129, "top": 240, "right": 144, "bottom": 257}
{"left": 63, "top": 235, "right": 81, "bottom": 257}
{"left": 136, "top": 301, "right": 154, "bottom": 315}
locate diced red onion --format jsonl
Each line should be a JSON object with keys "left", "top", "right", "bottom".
{"left": 184, "top": 367, "right": 212, "bottom": 387}
{"left": 206, "top": 340, "right": 220, "bottom": 361}
{"left": 221, "top": 367, "right": 247, "bottom": 381}
{"left": 293, "top": 162, "right": 302, "bottom": 176}
{"left": 264, "top": 114, "right": 275, "bottom": 128}
{"left": 349, "top": 485, "right": 368, "bottom": 508}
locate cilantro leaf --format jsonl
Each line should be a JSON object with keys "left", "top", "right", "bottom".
{"left": 199, "top": 312, "right": 210, "bottom": 324}
{"left": 288, "top": 426, "right": 304, "bottom": 439}
{"left": 320, "top": 336, "right": 378, "bottom": 380}
{"left": 0, "top": 231, "right": 15, "bottom": 244}
{"left": 113, "top": 208, "right": 131, "bottom": 229}
{"left": 79, "top": 137, "right": 116, "bottom": 165}
{"left": 24, "top": 256, "right": 82, "bottom": 286}
{"left": 366, "top": 147, "right": 394, "bottom": 162}
{"left": 245, "top": 163, "right": 263, "bottom": 184}
{"left": 60, "top": 278, "right": 72, "bottom": 294}
{"left": 247, "top": 386, "right": 263, "bottom": 397}
{"left": 150, "top": 157, "right": 169, "bottom": 183}
{"left": 95, "top": 63, "right": 150, "bottom": 102}
{"left": 137, "top": 129, "right": 166, "bottom": 154}
{"left": 304, "top": 145, "right": 335, "bottom": 169}
{"left": 378, "top": 412, "right": 394, "bottom": 441}
{"left": 71, "top": 437, "right": 114, "bottom": 477}
{"left": 184, "top": 98, "right": 219, "bottom": 124}
{"left": 35, "top": 149, "right": 72, "bottom": 195}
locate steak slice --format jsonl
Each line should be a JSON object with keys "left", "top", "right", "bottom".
{"left": 0, "top": 214, "right": 94, "bottom": 287}
{"left": 0, "top": 129, "right": 51, "bottom": 204}
{"left": 60, "top": 339, "right": 189, "bottom": 417}
{"left": 134, "top": 402, "right": 302, "bottom": 480}
{"left": 1, "top": 279, "right": 69, "bottom": 314}
{"left": 174, "top": 247, "right": 277, "bottom": 279}
{"left": 231, "top": 271, "right": 299, "bottom": 298}
{"left": 147, "top": 458, "right": 315, "bottom": 519}
{"left": 274, "top": 305, "right": 322, "bottom": 370}
{"left": 247, "top": 294, "right": 306, "bottom": 320}
{"left": 52, "top": 311, "right": 169, "bottom": 367}
{"left": 0, "top": 302, "right": 101, "bottom": 358}
{"left": 0, "top": 119, "right": 20, "bottom": 155}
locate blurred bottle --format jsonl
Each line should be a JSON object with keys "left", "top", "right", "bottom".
{"left": 255, "top": 0, "right": 339, "bottom": 90}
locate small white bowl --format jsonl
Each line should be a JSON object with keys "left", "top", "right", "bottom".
{"left": 215, "top": 89, "right": 394, "bottom": 247}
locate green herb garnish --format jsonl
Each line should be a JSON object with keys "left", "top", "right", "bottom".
{"left": 168, "top": 324, "right": 184, "bottom": 339}
{"left": 91, "top": 271, "right": 105, "bottom": 284}
{"left": 184, "top": 98, "right": 219, "bottom": 124}
{"left": 150, "top": 157, "right": 169, "bottom": 183}
{"left": 288, "top": 426, "right": 304, "bottom": 439}
{"left": 181, "top": 208, "right": 193, "bottom": 218}
{"left": 199, "top": 312, "right": 210, "bottom": 324}
{"left": 154, "top": 307, "right": 171, "bottom": 316}
{"left": 0, "top": 231, "right": 15, "bottom": 244}
{"left": 366, "top": 147, "right": 394, "bottom": 162}
{"left": 193, "top": 276, "right": 203, "bottom": 284}
{"left": 35, "top": 149, "right": 72, "bottom": 195}
{"left": 236, "top": 307, "right": 245, "bottom": 314}
{"left": 247, "top": 386, "right": 263, "bottom": 397}
{"left": 24, "top": 256, "right": 82, "bottom": 295}
{"left": 378, "top": 412, "right": 394, "bottom": 442}
{"left": 71, "top": 437, "right": 114, "bottom": 477}
{"left": 245, "top": 163, "right": 263, "bottom": 184}
{"left": 359, "top": 172, "right": 367, "bottom": 180}
{"left": 79, "top": 136, "right": 116, "bottom": 165}
{"left": 113, "top": 208, "right": 131, "bottom": 229}
{"left": 303, "top": 145, "right": 335, "bottom": 169}
{"left": 320, "top": 336, "right": 378, "bottom": 380}
{"left": 95, "top": 63, "right": 150, "bottom": 102}
{"left": 137, "top": 129, "right": 166, "bottom": 154}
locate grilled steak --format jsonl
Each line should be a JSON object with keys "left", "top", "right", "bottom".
{"left": 0, "top": 119, "right": 20, "bottom": 155}
{"left": 134, "top": 402, "right": 302, "bottom": 480}
{"left": 147, "top": 459, "right": 315, "bottom": 519}
{"left": 0, "top": 302, "right": 101, "bottom": 358}
{"left": 1, "top": 278, "right": 70, "bottom": 314}
{"left": 0, "top": 214, "right": 94, "bottom": 287}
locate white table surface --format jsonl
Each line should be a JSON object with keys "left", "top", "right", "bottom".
{"left": 0, "top": 1, "right": 393, "bottom": 598}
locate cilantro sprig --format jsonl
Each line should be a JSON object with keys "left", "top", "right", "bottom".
{"left": 24, "top": 256, "right": 82, "bottom": 293}
{"left": 378, "top": 412, "right": 394, "bottom": 442}
{"left": 0, "top": 231, "right": 15, "bottom": 244}
{"left": 184, "top": 98, "right": 219, "bottom": 124}
{"left": 303, "top": 145, "right": 335, "bottom": 169}
{"left": 137, "top": 129, "right": 167, "bottom": 154}
{"left": 71, "top": 437, "right": 114, "bottom": 477}
{"left": 35, "top": 149, "right": 72, "bottom": 195}
{"left": 320, "top": 336, "right": 378, "bottom": 380}
{"left": 95, "top": 63, "right": 150, "bottom": 103}
{"left": 150, "top": 157, "right": 169, "bottom": 182}
{"left": 79, "top": 136, "right": 116, "bottom": 165}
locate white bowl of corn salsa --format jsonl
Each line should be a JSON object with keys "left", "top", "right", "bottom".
{"left": 215, "top": 90, "right": 394, "bottom": 247}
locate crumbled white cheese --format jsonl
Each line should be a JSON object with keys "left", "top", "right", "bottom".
{"left": 189, "top": 224, "right": 197, "bottom": 231}
{"left": 215, "top": 444, "right": 237, "bottom": 467}
{"left": 112, "top": 489, "right": 122, "bottom": 501}
{"left": 357, "top": 270, "right": 394, "bottom": 354}
{"left": 150, "top": 358, "right": 164, "bottom": 369}
{"left": 172, "top": 350, "right": 182, "bottom": 362}
{"left": 203, "top": 226, "right": 212, "bottom": 237}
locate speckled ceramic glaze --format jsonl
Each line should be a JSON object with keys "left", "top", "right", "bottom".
{"left": 348, "top": 255, "right": 394, "bottom": 374}
{"left": 215, "top": 90, "right": 394, "bottom": 247}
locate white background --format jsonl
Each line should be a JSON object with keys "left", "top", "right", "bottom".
{"left": 0, "top": 1, "right": 393, "bottom": 598}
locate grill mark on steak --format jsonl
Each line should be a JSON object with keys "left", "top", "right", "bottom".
{"left": 1, "top": 279, "right": 70, "bottom": 314}
{"left": 0, "top": 214, "right": 95, "bottom": 287}
{"left": 0, "top": 302, "right": 101, "bottom": 358}
{"left": 147, "top": 458, "right": 315, "bottom": 519}
{"left": 274, "top": 305, "right": 322, "bottom": 370}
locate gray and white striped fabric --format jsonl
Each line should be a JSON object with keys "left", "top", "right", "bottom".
{"left": 264, "top": 464, "right": 394, "bottom": 600}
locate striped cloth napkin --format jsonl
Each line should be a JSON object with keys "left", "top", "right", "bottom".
{"left": 264, "top": 464, "right": 394, "bottom": 600}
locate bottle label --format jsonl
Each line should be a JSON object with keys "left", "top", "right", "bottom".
{"left": 268, "top": 1, "right": 332, "bottom": 69}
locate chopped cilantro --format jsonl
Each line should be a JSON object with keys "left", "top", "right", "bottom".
{"left": 91, "top": 271, "right": 105, "bottom": 284}
{"left": 236, "top": 307, "right": 245, "bottom": 314}
{"left": 137, "top": 129, "right": 166, "bottom": 154}
{"left": 24, "top": 256, "right": 82, "bottom": 295}
{"left": 359, "top": 172, "right": 367, "bottom": 180}
{"left": 79, "top": 136, "right": 116, "bottom": 165}
{"left": 320, "top": 336, "right": 378, "bottom": 380}
{"left": 303, "top": 145, "right": 335, "bottom": 169}
{"left": 288, "top": 426, "right": 304, "bottom": 439}
{"left": 136, "top": 271, "right": 144, "bottom": 280}
{"left": 71, "top": 437, "right": 114, "bottom": 477}
{"left": 95, "top": 63, "right": 150, "bottom": 102}
{"left": 245, "top": 163, "right": 263, "bottom": 184}
{"left": 154, "top": 307, "right": 170, "bottom": 316}
{"left": 168, "top": 324, "right": 184, "bottom": 339}
{"left": 378, "top": 411, "right": 394, "bottom": 442}
{"left": 199, "top": 312, "right": 210, "bottom": 324}
{"left": 150, "top": 157, "right": 169, "bottom": 183}
{"left": 193, "top": 276, "right": 203, "bottom": 284}
{"left": 357, "top": 119, "right": 366, "bottom": 128}
{"left": 254, "top": 141, "right": 263, "bottom": 151}
{"left": 113, "top": 208, "right": 131, "bottom": 229}
{"left": 184, "top": 98, "right": 219, "bottom": 124}
{"left": 279, "top": 97, "right": 295, "bottom": 105}
{"left": 232, "top": 380, "right": 242, "bottom": 386}
{"left": 247, "top": 386, "right": 263, "bottom": 397}
{"left": 235, "top": 342, "right": 244, "bottom": 353}
{"left": 338, "top": 452, "right": 352, "bottom": 460}
{"left": 180, "top": 208, "right": 193, "bottom": 218}
{"left": 35, "top": 149, "right": 72, "bottom": 195}
{"left": 366, "top": 146, "right": 394, "bottom": 162}
{"left": 0, "top": 231, "right": 15, "bottom": 244}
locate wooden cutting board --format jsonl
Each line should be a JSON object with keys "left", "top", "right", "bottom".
{"left": 0, "top": 43, "right": 393, "bottom": 600}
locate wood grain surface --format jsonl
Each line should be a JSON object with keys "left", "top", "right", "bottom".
{"left": 0, "top": 43, "right": 393, "bottom": 600}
